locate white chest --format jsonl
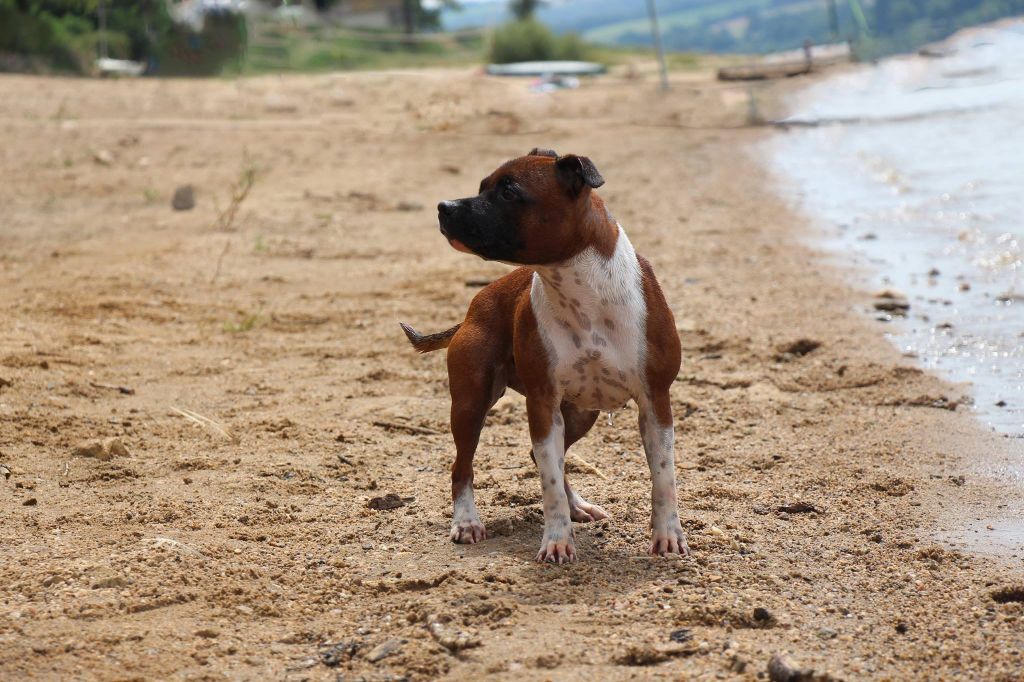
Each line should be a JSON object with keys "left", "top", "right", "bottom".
{"left": 530, "top": 229, "right": 648, "bottom": 412}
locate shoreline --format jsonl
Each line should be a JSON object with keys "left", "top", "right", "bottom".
{"left": 1, "top": 64, "right": 1023, "bottom": 679}
{"left": 756, "top": 53, "right": 1024, "bottom": 558}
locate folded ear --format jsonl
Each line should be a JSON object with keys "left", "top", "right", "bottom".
{"left": 555, "top": 154, "right": 605, "bottom": 196}
{"left": 528, "top": 147, "right": 558, "bottom": 158}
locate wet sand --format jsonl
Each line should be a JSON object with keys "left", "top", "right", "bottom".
{"left": 1, "top": 65, "right": 1023, "bottom": 680}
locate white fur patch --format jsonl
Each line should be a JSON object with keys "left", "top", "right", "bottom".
{"left": 530, "top": 227, "right": 647, "bottom": 411}
{"left": 450, "top": 486, "right": 485, "bottom": 543}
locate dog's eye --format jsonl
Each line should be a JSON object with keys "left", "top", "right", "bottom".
{"left": 500, "top": 187, "right": 517, "bottom": 202}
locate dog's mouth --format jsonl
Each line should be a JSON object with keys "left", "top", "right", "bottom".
{"left": 439, "top": 220, "right": 475, "bottom": 255}
{"left": 446, "top": 238, "right": 474, "bottom": 254}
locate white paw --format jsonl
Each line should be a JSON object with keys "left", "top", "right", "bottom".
{"left": 450, "top": 518, "right": 486, "bottom": 544}
{"left": 649, "top": 521, "right": 689, "bottom": 557}
{"left": 536, "top": 533, "right": 576, "bottom": 564}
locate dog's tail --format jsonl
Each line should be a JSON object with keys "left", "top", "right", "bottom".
{"left": 400, "top": 322, "right": 461, "bottom": 353}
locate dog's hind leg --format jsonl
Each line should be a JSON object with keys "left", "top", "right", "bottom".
{"left": 446, "top": 326, "right": 506, "bottom": 544}
{"left": 561, "top": 402, "right": 609, "bottom": 523}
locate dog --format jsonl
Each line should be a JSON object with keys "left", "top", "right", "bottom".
{"left": 401, "top": 149, "right": 688, "bottom": 563}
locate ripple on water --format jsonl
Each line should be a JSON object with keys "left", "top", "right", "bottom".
{"left": 767, "top": 20, "right": 1024, "bottom": 437}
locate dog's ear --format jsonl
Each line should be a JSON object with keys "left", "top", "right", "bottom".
{"left": 528, "top": 147, "right": 558, "bottom": 158}
{"left": 555, "top": 154, "right": 605, "bottom": 196}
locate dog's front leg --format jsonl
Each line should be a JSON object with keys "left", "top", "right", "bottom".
{"left": 527, "top": 396, "right": 575, "bottom": 563}
{"left": 638, "top": 392, "right": 689, "bottom": 557}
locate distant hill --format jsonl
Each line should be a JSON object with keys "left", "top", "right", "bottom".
{"left": 442, "top": 0, "right": 1024, "bottom": 57}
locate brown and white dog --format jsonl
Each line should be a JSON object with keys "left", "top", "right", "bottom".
{"left": 401, "top": 149, "right": 688, "bottom": 563}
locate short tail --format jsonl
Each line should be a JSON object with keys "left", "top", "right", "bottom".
{"left": 400, "top": 322, "right": 461, "bottom": 353}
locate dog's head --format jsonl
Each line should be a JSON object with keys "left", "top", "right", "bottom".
{"left": 436, "top": 148, "right": 605, "bottom": 264}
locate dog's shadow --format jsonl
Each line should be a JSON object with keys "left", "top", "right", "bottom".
{"left": 451, "top": 506, "right": 694, "bottom": 604}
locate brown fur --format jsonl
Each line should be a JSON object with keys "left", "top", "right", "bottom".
{"left": 475, "top": 155, "right": 618, "bottom": 264}
{"left": 638, "top": 256, "right": 682, "bottom": 425}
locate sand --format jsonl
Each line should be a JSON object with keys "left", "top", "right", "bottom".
{"left": 0, "top": 63, "right": 1022, "bottom": 680}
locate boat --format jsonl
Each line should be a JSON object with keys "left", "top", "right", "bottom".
{"left": 485, "top": 61, "right": 606, "bottom": 77}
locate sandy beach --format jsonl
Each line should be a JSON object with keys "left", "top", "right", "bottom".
{"left": 1, "top": 63, "right": 1023, "bottom": 680}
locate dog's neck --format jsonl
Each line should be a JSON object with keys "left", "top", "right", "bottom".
{"left": 532, "top": 225, "right": 644, "bottom": 312}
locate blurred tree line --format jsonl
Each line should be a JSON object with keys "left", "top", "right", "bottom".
{"left": 0, "top": 0, "right": 245, "bottom": 74}
{"left": 867, "top": 0, "right": 1024, "bottom": 54}
{"left": 612, "top": 0, "right": 1024, "bottom": 57}
{"left": 488, "top": 0, "right": 591, "bottom": 64}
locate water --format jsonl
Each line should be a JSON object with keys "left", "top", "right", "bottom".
{"left": 768, "top": 20, "right": 1024, "bottom": 436}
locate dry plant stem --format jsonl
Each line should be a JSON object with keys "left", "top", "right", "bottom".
{"left": 372, "top": 419, "right": 443, "bottom": 436}
{"left": 210, "top": 238, "right": 231, "bottom": 284}
{"left": 169, "top": 406, "right": 239, "bottom": 444}
{"left": 569, "top": 453, "right": 609, "bottom": 480}
{"left": 210, "top": 161, "right": 256, "bottom": 283}
{"left": 214, "top": 165, "right": 256, "bottom": 233}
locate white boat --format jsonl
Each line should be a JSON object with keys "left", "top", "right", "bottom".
{"left": 485, "top": 61, "right": 606, "bottom": 77}
{"left": 96, "top": 58, "right": 146, "bottom": 77}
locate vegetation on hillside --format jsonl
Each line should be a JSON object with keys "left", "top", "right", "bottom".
{"left": 0, "top": 0, "right": 245, "bottom": 74}
{"left": 0, "top": 0, "right": 471, "bottom": 75}
{"left": 510, "top": 0, "right": 543, "bottom": 21}
{"left": 243, "top": 21, "right": 485, "bottom": 74}
{"left": 865, "top": 0, "right": 1024, "bottom": 56}
{"left": 488, "top": 18, "right": 588, "bottom": 64}
{"left": 487, "top": 0, "right": 595, "bottom": 64}
{"left": 611, "top": 0, "right": 1024, "bottom": 57}
{"left": 446, "top": 0, "right": 1024, "bottom": 58}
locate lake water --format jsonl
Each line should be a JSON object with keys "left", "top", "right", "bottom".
{"left": 768, "top": 20, "right": 1024, "bottom": 437}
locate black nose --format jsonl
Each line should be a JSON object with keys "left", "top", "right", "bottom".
{"left": 438, "top": 200, "right": 456, "bottom": 216}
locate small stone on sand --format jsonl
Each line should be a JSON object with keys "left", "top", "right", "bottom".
{"left": 172, "top": 185, "right": 195, "bottom": 211}
{"left": 72, "top": 438, "right": 129, "bottom": 461}
{"left": 365, "top": 637, "right": 403, "bottom": 663}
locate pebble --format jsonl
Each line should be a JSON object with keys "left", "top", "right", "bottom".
{"left": 91, "top": 575, "right": 127, "bottom": 589}
{"left": 104, "top": 438, "right": 129, "bottom": 457}
{"left": 72, "top": 437, "right": 129, "bottom": 461}
{"left": 426, "top": 615, "right": 480, "bottom": 652}
{"left": 874, "top": 296, "right": 910, "bottom": 314}
{"left": 172, "top": 185, "right": 195, "bottom": 211}
{"left": 669, "top": 628, "right": 692, "bottom": 643}
{"left": 367, "top": 493, "right": 411, "bottom": 511}
{"left": 366, "top": 637, "right": 403, "bottom": 663}
{"left": 92, "top": 149, "right": 114, "bottom": 166}
{"left": 768, "top": 654, "right": 815, "bottom": 682}
{"left": 72, "top": 440, "right": 105, "bottom": 459}
{"left": 320, "top": 641, "right": 359, "bottom": 667}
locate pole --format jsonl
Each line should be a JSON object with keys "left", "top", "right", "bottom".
{"left": 646, "top": 0, "right": 669, "bottom": 92}
{"left": 98, "top": 0, "right": 108, "bottom": 59}
{"left": 827, "top": 0, "right": 839, "bottom": 40}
